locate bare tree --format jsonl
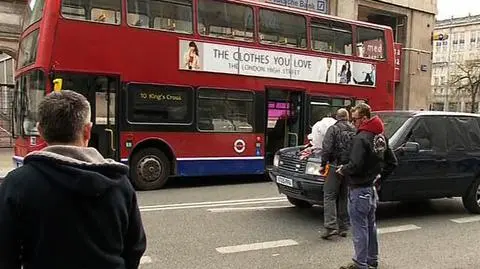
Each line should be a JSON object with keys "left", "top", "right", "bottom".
{"left": 450, "top": 59, "right": 480, "bottom": 113}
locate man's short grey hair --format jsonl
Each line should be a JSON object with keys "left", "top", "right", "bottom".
{"left": 38, "top": 90, "right": 91, "bottom": 144}
{"left": 336, "top": 108, "right": 350, "bottom": 121}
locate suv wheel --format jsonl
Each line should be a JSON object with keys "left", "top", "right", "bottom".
{"left": 462, "top": 179, "right": 480, "bottom": 214}
{"left": 287, "top": 196, "right": 313, "bottom": 208}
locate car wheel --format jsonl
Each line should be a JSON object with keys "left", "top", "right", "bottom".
{"left": 462, "top": 179, "right": 480, "bottom": 214}
{"left": 131, "top": 148, "right": 170, "bottom": 191}
{"left": 287, "top": 196, "right": 313, "bottom": 208}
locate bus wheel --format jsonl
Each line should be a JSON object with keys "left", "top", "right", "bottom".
{"left": 131, "top": 148, "right": 170, "bottom": 190}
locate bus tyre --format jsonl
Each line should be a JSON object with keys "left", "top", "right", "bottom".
{"left": 131, "top": 148, "right": 170, "bottom": 191}
{"left": 287, "top": 196, "right": 313, "bottom": 208}
{"left": 462, "top": 179, "right": 480, "bottom": 214}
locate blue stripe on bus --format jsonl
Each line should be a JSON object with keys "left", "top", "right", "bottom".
{"left": 176, "top": 158, "right": 265, "bottom": 177}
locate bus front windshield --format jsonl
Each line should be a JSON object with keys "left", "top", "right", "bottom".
{"left": 23, "top": 0, "right": 45, "bottom": 30}
{"left": 13, "top": 70, "right": 45, "bottom": 137}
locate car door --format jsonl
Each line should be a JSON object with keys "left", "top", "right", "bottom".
{"left": 390, "top": 116, "right": 449, "bottom": 200}
{"left": 444, "top": 116, "right": 480, "bottom": 196}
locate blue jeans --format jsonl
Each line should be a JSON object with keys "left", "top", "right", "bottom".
{"left": 348, "top": 186, "right": 378, "bottom": 269}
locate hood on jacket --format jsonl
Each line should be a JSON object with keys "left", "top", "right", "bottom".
{"left": 358, "top": 115, "right": 384, "bottom": 135}
{"left": 24, "top": 145, "right": 129, "bottom": 197}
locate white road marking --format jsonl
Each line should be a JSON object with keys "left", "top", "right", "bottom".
{"left": 216, "top": 239, "right": 299, "bottom": 254}
{"left": 207, "top": 205, "right": 293, "bottom": 212}
{"left": 140, "top": 197, "right": 287, "bottom": 212}
{"left": 378, "top": 224, "right": 421, "bottom": 234}
{"left": 140, "top": 256, "right": 152, "bottom": 264}
{"left": 450, "top": 215, "right": 480, "bottom": 223}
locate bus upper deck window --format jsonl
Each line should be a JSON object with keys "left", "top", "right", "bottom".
{"left": 356, "top": 27, "right": 386, "bottom": 60}
{"left": 197, "top": 0, "right": 254, "bottom": 41}
{"left": 311, "top": 19, "right": 352, "bottom": 55}
{"left": 127, "top": 0, "right": 193, "bottom": 34}
{"left": 61, "top": 0, "right": 121, "bottom": 25}
{"left": 259, "top": 9, "right": 307, "bottom": 49}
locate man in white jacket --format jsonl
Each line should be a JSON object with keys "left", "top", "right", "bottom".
{"left": 301, "top": 117, "right": 337, "bottom": 160}
{"left": 309, "top": 117, "right": 337, "bottom": 149}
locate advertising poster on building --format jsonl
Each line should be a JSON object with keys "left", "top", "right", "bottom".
{"left": 179, "top": 40, "right": 376, "bottom": 87}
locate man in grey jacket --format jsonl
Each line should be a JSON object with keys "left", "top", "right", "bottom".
{"left": 320, "top": 108, "right": 356, "bottom": 239}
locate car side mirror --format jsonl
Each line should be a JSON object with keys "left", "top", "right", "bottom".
{"left": 402, "top": 141, "right": 420, "bottom": 153}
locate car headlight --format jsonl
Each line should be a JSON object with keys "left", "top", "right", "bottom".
{"left": 273, "top": 154, "right": 280, "bottom": 167}
{"left": 305, "top": 162, "right": 322, "bottom": 176}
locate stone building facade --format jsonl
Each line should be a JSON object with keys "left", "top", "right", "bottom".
{"left": 430, "top": 15, "right": 480, "bottom": 113}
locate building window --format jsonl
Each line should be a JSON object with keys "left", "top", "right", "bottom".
{"left": 464, "top": 102, "right": 479, "bottom": 113}
{"left": 459, "top": 32, "right": 465, "bottom": 50}
{"left": 259, "top": 9, "right": 307, "bottom": 48}
{"left": 127, "top": 84, "right": 193, "bottom": 124}
{"left": 451, "top": 33, "right": 458, "bottom": 51}
{"left": 197, "top": 89, "right": 254, "bottom": 132}
{"left": 62, "top": 0, "right": 121, "bottom": 24}
{"left": 448, "top": 102, "right": 459, "bottom": 112}
{"left": 476, "top": 31, "right": 480, "bottom": 48}
{"left": 356, "top": 27, "right": 385, "bottom": 60}
{"left": 198, "top": 0, "right": 254, "bottom": 41}
{"left": 311, "top": 19, "right": 352, "bottom": 55}
{"left": 431, "top": 102, "right": 444, "bottom": 111}
{"left": 127, "top": 0, "right": 193, "bottom": 34}
{"left": 442, "top": 40, "right": 448, "bottom": 52}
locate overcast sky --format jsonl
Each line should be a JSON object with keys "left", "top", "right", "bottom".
{"left": 437, "top": 0, "right": 480, "bottom": 19}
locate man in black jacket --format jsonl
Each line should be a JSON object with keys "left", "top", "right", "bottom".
{"left": 0, "top": 90, "right": 146, "bottom": 269}
{"left": 320, "top": 108, "right": 356, "bottom": 239}
{"left": 336, "top": 103, "right": 397, "bottom": 269}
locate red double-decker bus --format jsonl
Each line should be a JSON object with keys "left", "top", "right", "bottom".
{"left": 13, "top": 0, "right": 395, "bottom": 190}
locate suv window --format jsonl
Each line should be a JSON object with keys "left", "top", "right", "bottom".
{"left": 407, "top": 117, "right": 447, "bottom": 152}
{"left": 447, "top": 116, "right": 480, "bottom": 151}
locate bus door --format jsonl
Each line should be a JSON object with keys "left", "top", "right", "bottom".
{"left": 51, "top": 73, "right": 119, "bottom": 160}
{"left": 265, "top": 89, "right": 306, "bottom": 166}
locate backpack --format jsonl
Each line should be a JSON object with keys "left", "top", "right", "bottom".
{"left": 333, "top": 121, "right": 356, "bottom": 162}
{"left": 373, "top": 133, "right": 387, "bottom": 160}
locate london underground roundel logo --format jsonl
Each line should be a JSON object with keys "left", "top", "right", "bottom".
{"left": 234, "top": 139, "right": 246, "bottom": 154}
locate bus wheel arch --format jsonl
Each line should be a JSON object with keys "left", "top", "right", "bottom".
{"left": 129, "top": 139, "right": 176, "bottom": 190}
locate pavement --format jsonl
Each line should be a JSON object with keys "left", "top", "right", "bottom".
{"left": 0, "top": 152, "right": 478, "bottom": 268}
{"left": 136, "top": 179, "right": 480, "bottom": 269}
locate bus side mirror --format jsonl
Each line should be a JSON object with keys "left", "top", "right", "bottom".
{"left": 53, "top": 78, "right": 63, "bottom": 92}
{"left": 402, "top": 142, "right": 420, "bottom": 153}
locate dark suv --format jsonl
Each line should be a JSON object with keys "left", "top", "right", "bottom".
{"left": 269, "top": 111, "right": 480, "bottom": 214}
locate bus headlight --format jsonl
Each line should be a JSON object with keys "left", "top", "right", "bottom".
{"left": 273, "top": 154, "right": 280, "bottom": 167}
{"left": 305, "top": 162, "right": 322, "bottom": 176}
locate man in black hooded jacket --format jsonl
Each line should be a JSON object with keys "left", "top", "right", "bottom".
{"left": 336, "top": 103, "right": 397, "bottom": 269}
{"left": 0, "top": 90, "right": 146, "bottom": 269}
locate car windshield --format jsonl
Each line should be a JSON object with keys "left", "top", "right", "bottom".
{"left": 374, "top": 113, "right": 411, "bottom": 138}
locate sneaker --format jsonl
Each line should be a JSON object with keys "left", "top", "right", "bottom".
{"left": 320, "top": 228, "right": 337, "bottom": 239}
{"left": 368, "top": 266, "right": 378, "bottom": 269}
{"left": 338, "top": 230, "right": 348, "bottom": 237}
